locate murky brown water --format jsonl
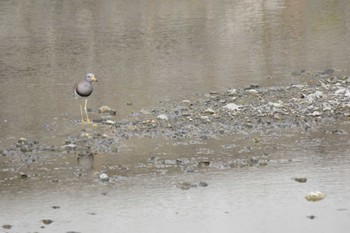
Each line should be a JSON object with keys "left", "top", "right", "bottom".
{"left": 1, "top": 0, "right": 350, "bottom": 232}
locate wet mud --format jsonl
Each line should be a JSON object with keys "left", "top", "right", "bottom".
{"left": 1, "top": 69, "right": 350, "bottom": 182}
{"left": 1, "top": 70, "right": 350, "bottom": 233}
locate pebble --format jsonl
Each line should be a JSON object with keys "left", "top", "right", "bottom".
{"left": 305, "top": 191, "right": 326, "bottom": 201}
{"left": 99, "top": 173, "right": 109, "bottom": 182}
{"left": 227, "top": 88, "right": 237, "bottom": 96}
{"left": 42, "top": 219, "right": 53, "bottom": 225}
{"left": 293, "top": 177, "right": 307, "bottom": 183}
{"left": 306, "top": 91, "right": 323, "bottom": 102}
{"left": 98, "top": 106, "right": 116, "bottom": 115}
{"left": 157, "top": 114, "right": 169, "bottom": 120}
{"left": 335, "top": 88, "right": 346, "bottom": 95}
{"left": 2, "top": 225, "right": 12, "bottom": 229}
{"left": 204, "top": 108, "right": 216, "bottom": 114}
{"left": 176, "top": 181, "right": 192, "bottom": 190}
{"left": 62, "top": 144, "right": 77, "bottom": 151}
{"left": 18, "top": 137, "right": 28, "bottom": 144}
{"left": 245, "top": 89, "right": 258, "bottom": 94}
{"left": 199, "top": 181, "right": 208, "bottom": 187}
{"left": 223, "top": 103, "right": 242, "bottom": 111}
{"left": 105, "top": 120, "right": 115, "bottom": 125}
{"left": 311, "top": 111, "right": 321, "bottom": 117}
{"left": 268, "top": 101, "right": 284, "bottom": 108}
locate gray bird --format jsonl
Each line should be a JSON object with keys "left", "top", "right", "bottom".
{"left": 73, "top": 73, "right": 97, "bottom": 124}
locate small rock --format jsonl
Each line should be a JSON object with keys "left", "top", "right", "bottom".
{"left": 19, "top": 172, "right": 29, "bottom": 179}
{"left": 105, "top": 120, "right": 115, "bottom": 125}
{"left": 305, "top": 191, "right": 326, "bottom": 201}
{"left": 98, "top": 106, "right": 116, "bottom": 115}
{"left": 1, "top": 149, "right": 10, "bottom": 156}
{"left": 2, "top": 224, "right": 12, "bottom": 229}
{"left": 62, "top": 144, "right": 77, "bottom": 151}
{"left": 198, "top": 161, "right": 210, "bottom": 167}
{"left": 182, "top": 100, "right": 191, "bottom": 104}
{"left": 245, "top": 89, "right": 258, "bottom": 94}
{"left": 18, "top": 137, "right": 28, "bottom": 144}
{"left": 311, "top": 111, "right": 321, "bottom": 117}
{"left": 42, "top": 219, "right": 53, "bottom": 225}
{"left": 80, "top": 132, "right": 91, "bottom": 138}
{"left": 99, "top": 173, "right": 109, "bottom": 182}
{"left": 140, "top": 109, "right": 152, "bottom": 115}
{"left": 306, "top": 91, "right": 323, "bottom": 102}
{"left": 293, "top": 177, "right": 307, "bottom": 183}
{"left": 223, "top": 103, "right": 242, "bottom": 111}
{"left": 259, "top": 161, "right": 269, "bottom": 166}
{"left": 204, "top": 108, "right": 215, "bottom": 114}
{"left": 269, "top": 101, "right": 284, "bottom": 108}
{"left": 344, "top": 89, "right": 350, "bottom": 97}
{"left": 199, "top": 181, "right": 208, "bottom": 187}
{"left": 322, "top": 103, "right": 332, "bottom": 111}
{"left": 176, "top": 181, "right": 192, "bottom": 190}
{"left": 324, "top": 68, "right": 335, "bottom": 74}
{"left": 335, "top": 88, "right": 346, "bottom": 95}
{"left": 157, "top": 114, "right": 169, "bottom": 120}
{"left": 227, "top": 88, "right": 237, "bottom": 96}
{"left": 244, "top": 84, "right": 260, "bottom": 90}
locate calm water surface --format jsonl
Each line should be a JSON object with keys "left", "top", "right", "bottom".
{"left": 1, "top": 0, "right": 350, "bottom": 142}
{"left": 1, "top": 1, "right": 350, "bottom": 232}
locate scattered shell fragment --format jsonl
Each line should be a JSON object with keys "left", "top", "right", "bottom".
{"left": 305, "top": 191, "right": 326, "bottom": 201}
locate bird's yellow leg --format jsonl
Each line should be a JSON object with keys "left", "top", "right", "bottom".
{"left": 84, "top": 98, "right": 91, "bottom": 124}
{"left": 80, "top": 104, "right": 85, "bottom": 125}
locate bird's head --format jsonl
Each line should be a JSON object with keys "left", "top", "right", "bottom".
{"left": 86, "top": 73, "right": 97, "bottom": 82}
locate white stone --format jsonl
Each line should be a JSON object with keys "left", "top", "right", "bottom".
{"left": 157, "top": 114, "right": 169, "bottom": 120}
{"left": 306, "top": 91, "right": 324, "bottom": 102}
{"left": 99, "top": 173, "right": 109, "bottom": 182}
{"left": 106, "top": 120, "right": 115, "bottom": 125}
{"left": 305, "top": 191, "right": 326, "bottom": 201}
{"left": 268, "top": 101, "right": 284, "bottom": 108}
{"left": 223, "top": 103, "right": 242, "bottom": 111}
{"left": 312, "top": 111, "right": 321, "bottom": 116}
{"left": 204, "top": 108, "right": 215, "bottom": 114}
{"left": 335, "top": 88, "right": 346, "bottom": 95}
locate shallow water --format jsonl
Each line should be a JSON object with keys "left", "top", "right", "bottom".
{"left": 1, "top": 0, "right": 350, "bottom": 232}
{"left": 1, "top": 127, "right": 350, "bottom": 232}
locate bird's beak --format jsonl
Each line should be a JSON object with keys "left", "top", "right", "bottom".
{"left": 92, "top": 76, "right": 97, "bottom": 82}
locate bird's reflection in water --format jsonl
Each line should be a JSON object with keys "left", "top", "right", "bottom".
{"left": 77, "top": 152, "right": 95, "bottom": 170}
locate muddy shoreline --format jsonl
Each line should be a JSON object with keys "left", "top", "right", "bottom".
{"left": 1, "top": 69, "right": 350, "bottom": 183}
